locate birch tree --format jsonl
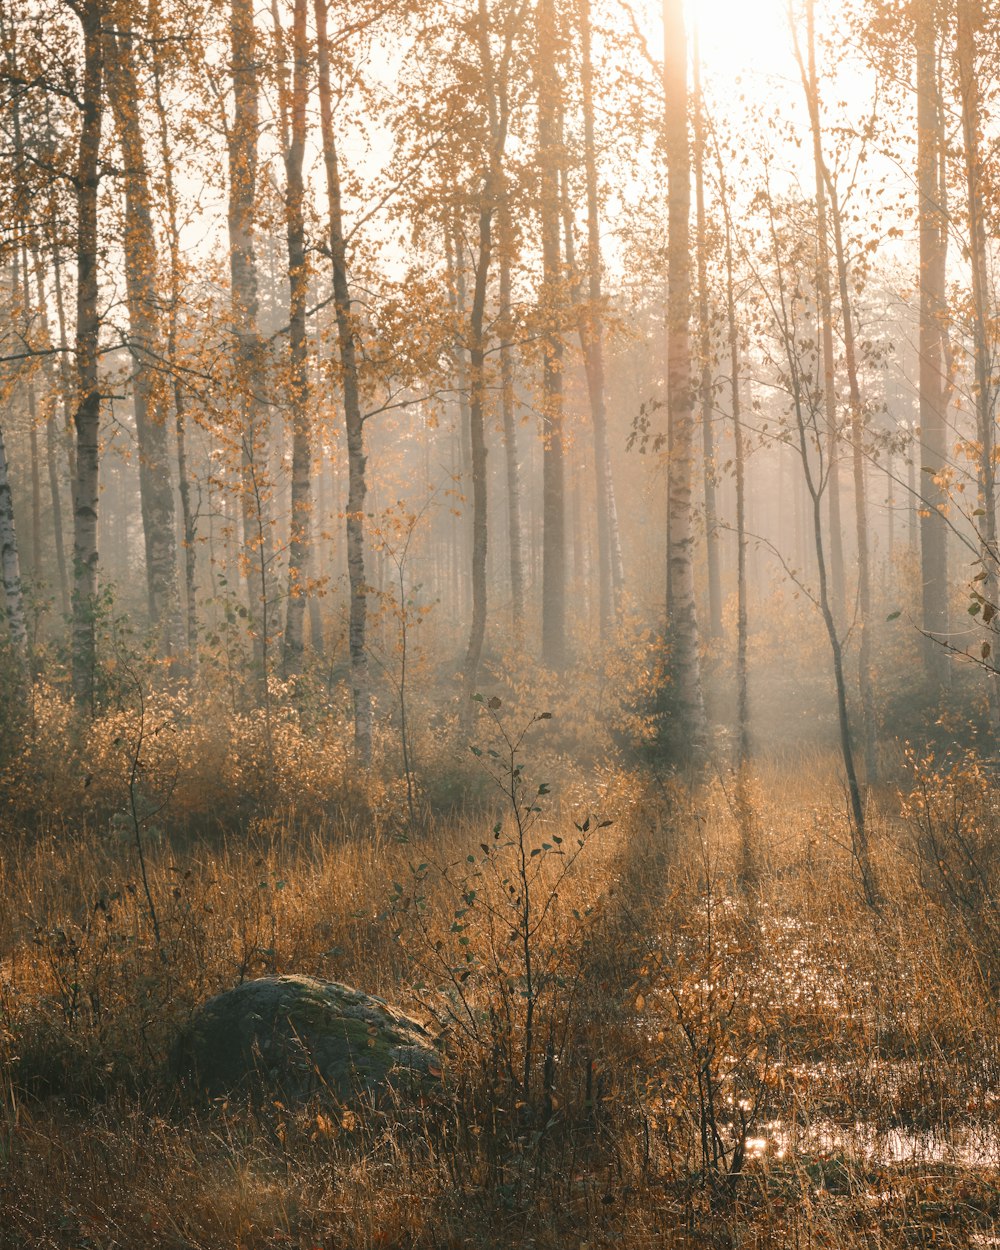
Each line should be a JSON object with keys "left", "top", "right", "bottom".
{"left": 70, "top": 0, "right": 105, "bottom": 709}
{"left": 0, "top": 419, "right": 28, "bottom": 673}
{"left": 227, "top": 0, "right": 276, "bottom": 690}
{"left": 538, "top": 0, "right": 567, "bottom": 670}
{"left": 663, "top": 0, "right": 706, "bottom": 741}
{"left": 272, "top": 0, "right": 314, "bottom": 677}
{"left": 106, "top": 26, "right": 183, "bottom": 659}
{"left": 916, "top": 0, "right": 950, "bottom": 687}
{"left": 578, "top": 0, "right": 625, "bottom": 635}
{"left": 316, "top": 0, "right": 371, "bottom": 760}
{"left": 792, "top": 0, "right": 877, "bottom": 780}
{"left": 461, "top": 0, "right": 515, "bottom": 714}
{"left": 956, "top": 0, "right": 999, "bottom": 730}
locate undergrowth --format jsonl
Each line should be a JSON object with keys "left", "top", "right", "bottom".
{"left": 2, "top": 690, "right": 1000, "bottom": 1248}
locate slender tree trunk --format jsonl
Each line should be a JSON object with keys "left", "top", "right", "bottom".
{"left": 554, "top": 153, "right": 596, "bottom": 628}
{"left": 461, "top": 0, "right": 508, "bottom": 715}
{"left": 538, "top": 0, "right": 566, "bottom": 669}
{"left": 579, "top": 0, "right": 624, "bottom": 634}
{"left": 812, "top": 485, "right": 878, "bottom": 906}
{"left": 106, "top": 31, "right": 182, "bottom": 657}
{"left": 148, "top": 9, "right": 198, "bottom": 660}
{"left": 172, "top": 329, "right": 199, "bottom": 662}
{"left": 693, "top": 47, "right": 722, "bottom": 640}
{"left": 800, "top": 0, "right": 845, "bottom": 628}
{"left": 273, "top": 0, "right": 313, "bottom": 677}
{"left": 795, "top": 368, "right": 876, "bottom": 903}
{"left": 764, "top": 198, "right": 879, "bottom": 908}
{"left": 0, "top": 421, "right": 29, "bottom": 674}
{"left": 448, "top": 225, "right": 473, "bottom": 620}
{"left": 49, "top": 179, "right": 78, "bottom": 505}
{"left": 716, "top": 141, "right": 754, "bottom": 882}
{"left": 316, "top": 0, "right": 372, "bottom": 761}
{"left": 45, "top": 406, "right": 69, "bottom": 616}
{"left": 827, "top": 185, "right": 878, "bottom": 781}
{"left": 309, "top": 389, "right": 326, "bottom": 657}
{"left": 4, "top": 39, "right": 41, "bottom": 629}
{"left": 908, "top": 424, "right": 918, "bottom": 559}
{"left": 886, "top": 453, "right": 894, "bottom": 574}
{"left": 28, "top": 397, "right": 41, "bottom": 581}
{"left": 71, "top": 0, "right": 104, "bottom": 709}
{"left": 15, "top": 247, "right": 42, "bottom": 585}
{"left": 794, "top": 0, "right": 876, "bottom": 777}
{"left": 956, "top": 0, "right": 999, "bottom": 731}
{"left": 916, "top": 4, "right": 950, "bottom": 687}
{"left": 663, "top": 0, "right": 706, "bottom": 741}
{"left": 28, "top": 246, "right": 69, "bottom": 616}
{"left": 498, "top": 200, "right": 525, "bottom": 639}
{"left": 228, "top": 0, "right": 275, "bottom": 690}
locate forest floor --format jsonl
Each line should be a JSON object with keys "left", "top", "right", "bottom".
{"left": 2, "top": 732, "right": 1000, "bottom": 1249}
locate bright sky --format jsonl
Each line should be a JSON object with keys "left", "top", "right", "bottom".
{"left": 688, "top": 0, "right": 797, "bottom": 87}
{"left": 678, "top": 0, "right": 898, "bottom": 243}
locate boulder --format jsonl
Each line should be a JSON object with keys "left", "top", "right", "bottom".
{"left": 175, "top": 974, "right": 442, "bottom": 1106}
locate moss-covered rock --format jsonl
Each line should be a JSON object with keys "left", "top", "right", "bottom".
{"left": 175, "top": 975, "right": 442, "bottom": 1107}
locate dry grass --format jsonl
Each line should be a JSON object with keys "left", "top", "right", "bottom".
{"left": 2, "top": 696, "right": 1000, "bottom": 1249}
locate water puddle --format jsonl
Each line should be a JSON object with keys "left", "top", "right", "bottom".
{"left": 746, "top": 1117, "right": 1000, "bottom": 1169}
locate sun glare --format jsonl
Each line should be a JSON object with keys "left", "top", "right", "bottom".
{"left": 686, "top": 0, "right": 795, "bottom": 86}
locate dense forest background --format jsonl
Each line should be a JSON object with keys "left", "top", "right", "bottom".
{"left": 4, "top": 0, "right": 1000, "bottom": 1246}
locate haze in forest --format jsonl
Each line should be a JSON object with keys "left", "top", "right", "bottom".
{"left": 3, "top": 0, "right": 1000, "bottom": 1245}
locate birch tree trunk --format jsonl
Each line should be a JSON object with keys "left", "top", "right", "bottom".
{"left": 796, "top": 0, "right": 878, "bottom": 780}
{"left": 27, "top": 246, "right": 70, "bottom": 617}
{"left": 827, "top": 186, "right": 878, "bottom": 780}
{"left": 228, "top": 0, "right": 275, "bottom": 690}
{"left": 0, "top": 421, "right": 29, "bottom": 673}
{"left": 908, "top": 424, "right": 919, "bottom": 560}
{"left": 717, "top": 160, "right": 748, "bottom": 772}
{"left": 10, "top": 247, "right": 38, "bottom": 589}
{"left": 956, "top": 0, "right": 999, "bottom": 731}
{"left": 663, "top": 0, "right": 706, "bottom": 741}
{"left": 538, "top": 0, "right": 566, "bottom": 669}
{"left": 693, "top": 47, "right": 722, "bottom": 640}
{"left": 45, "top": 404, "right": 68, "bottom": 617}
{"left": 461, "top": 0, "right": 510, "bottom": 715}
{"left": 579, "top": 0, "right": 624, "bottom": 635}
{"left": 498, "top": 200, "right": 525, "bottom": 638}
{"left": 71, "top": 0, "right": 104, "bottom": 709}
{"left": 28, "top": 388, "right": 41, "bottom": 580}
{"left": 106, "top": 30, "right": 183, "bottom": 658}
{"left": 447, "top": 225, "right": 473, "bottom": 622}
{"left": 273, "top": 0, "right": 314, "bottom": 677}
{"left": 762, "top": 197, "right": 878, "bottom": 907}
{"left": 47, "top": 143, "right": 79, "bottom": 509}
{"left": 316, "top": 0, "right": 372, "bottom": 761}
{"left": 800, "top": 0, "right": 845, "bottom": 629}
{"left": 713, "top": 123, "right": 755, "bottom": 881}
{"left": 916, "top": 2, "right": 950, "bottom": 688}
{"left": 725, "top": 209, "right": 752, "bottom": 876}
{"left": 148, "top": 19, "right": 199, "bottom": 660}
{"left": 11, "top": 73, "right": 71, "bottom": 619}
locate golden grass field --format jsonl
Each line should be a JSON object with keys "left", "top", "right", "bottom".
{"left": 3, "top": 680, "right": 1000, "bottom": 1249}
